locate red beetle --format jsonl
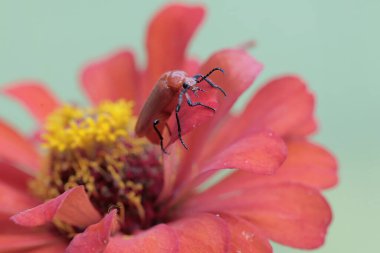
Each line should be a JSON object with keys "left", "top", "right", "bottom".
{"left": 135, "top": 68, "right": 225, "bottom": 153}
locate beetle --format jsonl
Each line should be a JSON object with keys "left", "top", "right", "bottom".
{"left": 135, "top": 67, "right": 226, "bottom": 154}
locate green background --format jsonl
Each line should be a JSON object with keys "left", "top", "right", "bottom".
{"left": 1, "top": 0, "right": 378, "bottom": 252}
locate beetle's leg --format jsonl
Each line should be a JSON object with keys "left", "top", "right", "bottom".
{"left": 176, "top": 88, "right": 189, "bottom": 150}
{"left": 153, "top": 119, "right": 169, "bottom": 154}
{"left": 193, "top": 74, "right": 227, "bottom": 96}
{"left": 185, "top": 93, "right": 216, "bottom": 112}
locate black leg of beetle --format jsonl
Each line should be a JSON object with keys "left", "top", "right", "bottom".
{"left": 153, "top": 119, "right": 169, "bottom": 154}
{"left": 193, "top": 74, "right": 227, "bottom": 96}
{"left": 185, "top": 93, "right": 216, "bottom": 112}
{"left": 194, "top": 68, "right": 224, "bottom": 83}
{"left": 175, "top": 88, "right": 189, "bottom": 150}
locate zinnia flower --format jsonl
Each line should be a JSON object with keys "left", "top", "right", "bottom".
{"left": 0, "top": 3, "right": 338, "bottom": 253}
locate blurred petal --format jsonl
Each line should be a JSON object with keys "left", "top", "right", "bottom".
{"left": 0, "top": 120, "right": 41, "bottom": 171}
{"left": 105, "top": 224, "right": 178, "bottom": 253}
{"left": 182, "top": 57, "right": 201, "bottom": 76}
{"left": 170, "top": 213, "right": 230, "bottom": 253}
{"left": 81, "top": 50, "right": 141, "bottom": 112}
{"left": 238, "top": 75, "right": 315, "bottom": 137}
{"left": 187, "top": 183, "right": 332, "bottom": 249}
{"left": 220, "top": 214, "right": 272, "bottom": 253}
{"left": 145, "top": 4, "right": 205, "bottom": 97}
{"left": 0, "top": 181, "right": 38, "bottom": 215}
{"left": 66, "top": 210, "right": 117, "bottom": 253}
{"left": 2, "top": 81, "right": 61, "bottom": 124}
{"left": 11, "top": 186, "right": 101, "bottom": 228}
{"left": 0, "top": 232, "right": 65, "bottom": 252}
{"left": 0, "top": 161, "right": 33, "bottom": 192}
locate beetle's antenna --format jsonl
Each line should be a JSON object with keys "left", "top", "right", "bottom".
{"left": 194, "top": 67, "right": 224, "bottom": 83}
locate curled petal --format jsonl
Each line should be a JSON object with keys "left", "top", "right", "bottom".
{"left": 146, "top": 4, "right": 205, "bottom": 97}
{"left": 239, "top": 75, "right": 315, "bottom": 137}
{"left": 0, "top": 120, "right": 40, "bottom": 171}
{"left": 198, "top": 49, "right": 263, "bottom": 119}
{"left": 105, "top": 224, "right": 178, "bottom": 253}
{"left": 220, "top": 214, "right": 272, "bottom": 253}
{"left": 170, "top": 213, "right": 230, "bottom": 253}
{"left": 2, "top": 81, "right": 61, "bottom": 125}
{"left": 66, "top": 210, "right": 117, "bottom": 253}
{"left": 11, "top": 186, "right": 101, "bottom": 228}
{"left": 81, "top": 50, "right": 141, "bottom": 112}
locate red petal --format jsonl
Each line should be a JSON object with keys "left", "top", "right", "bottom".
{"left": 0, "top": 181, "right": 38, "bottom": 215}
{"left": 2, "top": 81, "right": 60, "bottom": 125}
{"left": 199, "top": 131, "right": 287, "bottom": 175}
{"left": 66, "top": 210, "right": 117, "bottom": 253}
{"left": 81, "top": 50, "right": 141, "bottom": 111}
{"left": 145, "top": 4, "right": 205, "bottom": 97}
{"left": 105, "top": 224, "right": 178, "bottom": 253}
{"left": 170, "top": 213, "right": 230, "bottom": 253}
{"left": 0, "top": 161, "right": 33, "bottom": 192}
{"left": 238, "top": 75, "right": 315, "bottom": 137}
{"left": 171, "top": 130, "right": 287, "bottom": 202}
{"left": 0, "top": 232, "right": 66, "bottom": 252}
{"left": 221, "top": 214, "right": 272, "bottom": 253}
{"left": 204, "top": 183, "right": 332, "bottom": 249}
{"left": 11, "top": 186, "right": 101, "bottom": 228}
{"left": 0, "top": 120, "right": 41, "bottom": 171}
{"left": 253, "top": 139, "right": 338, "bottom": 189}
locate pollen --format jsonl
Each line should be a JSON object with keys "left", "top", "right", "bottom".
{"left": 42, "top": 100, "right": 137, "bottom": 152}
{"left": 31, "top": 100, "right": 164, "bottom": 235}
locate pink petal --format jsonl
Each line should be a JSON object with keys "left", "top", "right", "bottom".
{"left": 0, "top": 120, "right": 41, "bottom": 171}
{"left": 2, "top": 81, "right": 61, "bottom": 125}
{"left": 11, "top": 186, "right": 101, "bottom": 228}
{"left": 105, "top": 224, "right": 178, "bottom": 253}
{"left": 0, "top": 232, "right": 66, "bottom": 252}
{"left": 145, "top": 4, "right": 205, "bottom": 98}
{"left": 81, "top": 50, "right": 142, "bottom": 111}
{"left": 169, "top": 49, "right": 263, "bottom": 188}
{"left": 170, "top": 213, "right": 230, "bottom": 253}
{"left": 238, "top": 75, "right": 315, "bottom": 137}
{"left": 0, "top": 181, "right": 38, "bottom": 215}
{"left": 66, "top": 210, "right": 117, "bottom": 253}
{"left": 220, "top": 214, "right": 272, "bottom": 253}
{"left": 187, "top": 183, "right": 332, "bottom": 249}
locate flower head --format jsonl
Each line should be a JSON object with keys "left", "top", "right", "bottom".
{"left": 0, "top": 3, "right": 337, "bottom": 252}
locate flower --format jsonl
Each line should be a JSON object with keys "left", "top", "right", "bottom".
{"left": 0, "top": 3, "right": 338, "bottom": 253}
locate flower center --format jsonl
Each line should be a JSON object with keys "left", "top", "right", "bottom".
{"left": 31, "top": 100, "right": 163, "bottom": 235}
